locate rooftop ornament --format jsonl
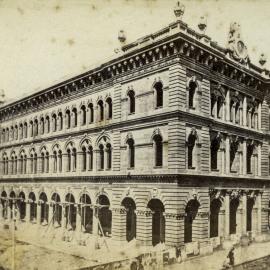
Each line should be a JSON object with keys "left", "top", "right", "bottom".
{"left": 174, "top": 1, "right": 185, "bottom": 20}
{"left": 118, "top": 30, "right": 126, "bottom": 45}
{"left": 0, "top": 90, "right": 5, "bottom": 105}
{"left": 226, "top": 22, "right": 249, "bottom": 66}
{"left": 198, "top": 16, "right": 207, "bottom": 34}
{"left": 259, "top": 53, "right": 267, "bottom": 67}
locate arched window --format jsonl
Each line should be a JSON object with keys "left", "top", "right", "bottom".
{"left": 106, "top": 143, "right": 112, "bottom": 170}
{"left": 40, "top": 117, "right": 45, "bottom": 135}
{"left": 24, "top": 155, "right": 27, "bottom": 174}
{"left": 14, "top": 156, "right": 17, "bottom": 174}
{"left": 235, "top": 102, "right": 240, "bottom": 124}
{"left": 14, "top": 125, "right": 18, "bottom": 140}
{"left": 30, "top": 154, "right": 34, "bottom": 174}
{"left": 106, "top": 98, "right": 113, "bottom": 120}
{"left": 34, "top": 119, "right": 38, "bottom": 136}
{"left": 52, "top": 114, "right": 57, "bottom": 132}
{"left": 88, "top": 146, "right": 93, "bottom": 170}
{"left": 99, "top": 145, "right": 104, "bottom": 170}
{"left": 188, "top": 81, "right": 197, "bottom": 109}
{"left": 45, "top": 152, "right": 49, "bottom": 173}
{"left": 217, "top": 96, "right": 223, "bottom": 119}
{"left": 127, "top": 138, "right": 135, "bottom": 168}
{"left": 24, "top": 123, "right": 28, "bottom": 138}
{"left": 127, "top": 90, "right": 135, "bottom": 114}
{"left": 72, "top": 108, "right": 77, "bottom": 127}
{"left": 187, "top": 131, "right": 197, "bottom": 169}
{"left": 30, "top": 121, "right": 34, "bottom": 137}
{"left": 211, "top": 93, "right": 216, "bottom": 117}
{"left": 153, "top": 135, "right": 163, "bottom": 167}
{"left": 53, "top": 151, "right": 57, "bottom": 172}
{"left": 66, "top": 110, "right": 71, "bottom": 129}
{"left": 6, "top": 128, "right": 9, "bottom": 142}
{"left": 72, "top": 148, "right": 77, "bottom": 171}
{"left": 211, "top": 136, "right": 220, "bottom": 171}
{"left": 88, "top": 103, "right": 94, "bottom": 124}
{"left": 11, "top": 156, "right": 14, "bottom": 174}
{"left": 58, "top": 150, "right": 62, "bottom": 172}
{"left": 41, "top": 153, "right": 45, "bottom": 173}
{"left": 10, "top": 127, "right": 14, "bottom": 140}
{"left": 247, "top": 144, "right": 254, "bottom": 174}
{"left": 82, "top": 147, "right": 87, "bottom": 171}
{"left": 230, "top": 141, "right": 239, "bottom": 172}
{"left": 98, "top": 100, "right": 104, "bottom": 121}
{"left": 58, "top": 112, "right": 63, "bottom": 131}
{"left": 81, "top": 105, "right": 86, "bottom": 126}
{"left": 67, "top": 149, "right": 71, "bottom": 172}
{"left": 19, "top": 124, "right": 23, "bottom": 139}
{"left": 154, "top": 82, "right": 163, "bottom": 108}
{"left": 45, "top": 116, "right": 50, "bottom": 133}
{"left": 34, "top": 153, "right": 37, "bottom": 173}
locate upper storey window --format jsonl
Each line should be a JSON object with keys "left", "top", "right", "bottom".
{"left": 153, "top": 134, "right": 163, "bottom": 167}
{"left": 40, "top": 117, "right": 45, "bottom": 135}
{"left": 45, "top": 116, "right": 50, "bottom": 133}
{"left": 52, "top": 114, "right": 57, "bottom": 132}
{"left": 127, "top": 138, "right": 135, "bottom": 168}
{"left": 127, "top": 90, "right": 135, "bottom": 114}
{"left": 187, "top": 77, "right": 199, "bottom": 110}
{"left": 88, "top": 103, "right": 94, "bottom": 124}
{"left": 154, "top": 82, "right": 163, "bottom": 108}
{"left": 210, "top": 85, "right": 225, "bottom": 119}
{"left": 34, "top": 119, "right": 38, "bottom": 136}
{"left": 229, "top": 96, "right": 241, "bottom": 125}
{"left": 72, "top": 107, "right": 77, "bottom": 128}
{"left": 98, "top": 100, "right": 104, "bottom": 121}
{"left": 80, "top": 105, "right": 86, "bottom": 126}
{"left": 23, "top": 122, "right": 28, "bottom": 138}
{"left": 66, "top": 109, "right": 71, "bottom": 129}
{"left": 106, "top": 98, "right": 113, "bottom": 120}
{"left": 58, "top": 112, "right": 63, "bottom": 131}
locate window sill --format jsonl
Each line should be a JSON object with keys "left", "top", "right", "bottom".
{"left": 188, "top": 166, "right": 196, "bottom": 170}
{"left": 211, "top": 169, "right": 219, "bottom": 172}
{"left": 230, "top": 170, "right": 237, "bottom": 173}
{"left": 154, "top": 166, "right": 163, "bottom": 169}
{"left": 127, "top": 167, "right": 134, "bottom": 170}
{"left": 128, "top": 112, "right": 135, "bottom": 116}
{"left": 155, "top": 106, "right": 163, "bottom": 110}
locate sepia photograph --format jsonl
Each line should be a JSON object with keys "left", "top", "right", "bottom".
{"left": 1, "top": 0, "right": 270, "bottom": 269}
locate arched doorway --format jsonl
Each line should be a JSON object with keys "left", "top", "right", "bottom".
{"left": 80, "top": 194, "right": 93, "bottom": 233}
{"left": 1, "top": 191, "right": 7, "bottom": 219}
{"left": 147, "top": 199, "right": 165, "bottom": 246}
{"left": 18, "top": 192, "right": 26, "bottom": 220}
{"left": 210, "top": 199, "right": 222, "bottom": 238}
{"left": 9, "top": 191, "right": 16, "bottom": 219}
{"left": 65, "top": 193, "right": 76, "bottom": 230}
{"left": 230, "top": 198, "right": 239, "bottom": 234}
{"left": 184, "top": 199, "right": 200, "bottom": 243}
{"left": 39, "top": 192, "right": 49, "bottom": 225}
{"left": 122, "top": 198, "right": 136, "bottom": 242}
{"left": 97, "top": 195, "right": 111, "bottom": 237}
{"left": 51, "top": 193, "right": 62, "bottom": 227}
{"left": 29, "top": 192, "right": 37, "bottom": 222}
{"left": 247, "top": 197, "right": 255, "bottom": 232}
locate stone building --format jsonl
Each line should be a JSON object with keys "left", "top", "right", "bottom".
{"left": 1, "top": 4, "right": 270, "bottom": 255}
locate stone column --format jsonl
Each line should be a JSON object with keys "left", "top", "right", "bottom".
{"left": 6, "top": 202, "right": 10, "bottom": 220}
{"left": 25, "top": 202, "right": 30, "bottom": 222}
{"left": 37, "top": 157, "right": 42, "bottom": 174}
{"left": 111, "top": 207, "right": 127, "bottom": 242}
{"left": 225, "top": 136, "right": 230, "bottom": 174}
{"left": 48, "top": 203, "right": 54, "bottom": 224}
{"left": 61, "top": 204, "right": 66, "bottom": 228}
{"left": 49, "top": 155, "right": 54, "bottom": 174}
{"left": 242, "top": 140, "right": 247, "bottom": 175}
{"left": 75, "top": 205, "right": 81, "bottom": 232}
{"left": 242, "top": 193, "right": 247, "bottom": 235}
{"left": 93, "top": 150, "right": 98, "bottom": 172}
{"left": 62, "top": 153, "right": 68, "bottom": 172}
{"left": 136, "top": 209, "right": 153, "bottom": 246}
{"left": 243, "top": 97, "right": 247, "bottom": 126}
{"left": 219, "top": 208, "right": 225, "bottom": 238}
{"left": 258, "top": 143, "right": 262, "bottom": 176}
{"left": 225, "top": 193, "right": 230, "bottom": 237}
{"left": 36, "top": 203, "right": 41, "bottom": 225}
{"left": 258, "top": 103, "right": 262, "bottom": 130}
{"left": 164, "top": 213, "right": 183, "bottom": 247}
{"left": 257, "top": 193, "right": 262, "bottom": 233}
{"left": 92, "top": 207, "right": 99, "bottom": 236}
{"left": 0, "top": 203, "right": 2, "bottom": 221}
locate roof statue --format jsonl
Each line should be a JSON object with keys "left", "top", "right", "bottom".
{"left": 226, "top": 22, "right": 249, "bottom": 65}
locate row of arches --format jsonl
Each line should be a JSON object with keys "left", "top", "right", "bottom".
{"left": 0, "top": 98, "right": 113, "bottom": 144}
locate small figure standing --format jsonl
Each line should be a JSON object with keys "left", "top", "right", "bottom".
{"left": 227, "top": 246, "right": 235, "bottom": 266}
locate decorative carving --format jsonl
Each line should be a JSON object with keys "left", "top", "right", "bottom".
{"left": 226, "top": 22, "right": 249, "bottom": 65}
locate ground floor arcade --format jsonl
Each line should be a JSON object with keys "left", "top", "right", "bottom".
{"left": 0, "top": 183, "right": 268, "bottom": 251}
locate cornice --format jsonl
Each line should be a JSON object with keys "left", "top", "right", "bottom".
{"left": 1, "top": 19, "right": 269, "bottom": 122}
{"left": 0, "top": 173, "right": 269, "bottom": 188}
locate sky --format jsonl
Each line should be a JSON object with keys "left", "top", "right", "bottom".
{"left": 1, "top": 0, "right": 270, "bottom": 102}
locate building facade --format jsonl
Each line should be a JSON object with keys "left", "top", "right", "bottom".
{"left": 1, "top": 9, "right": 270, "bottom": 255}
